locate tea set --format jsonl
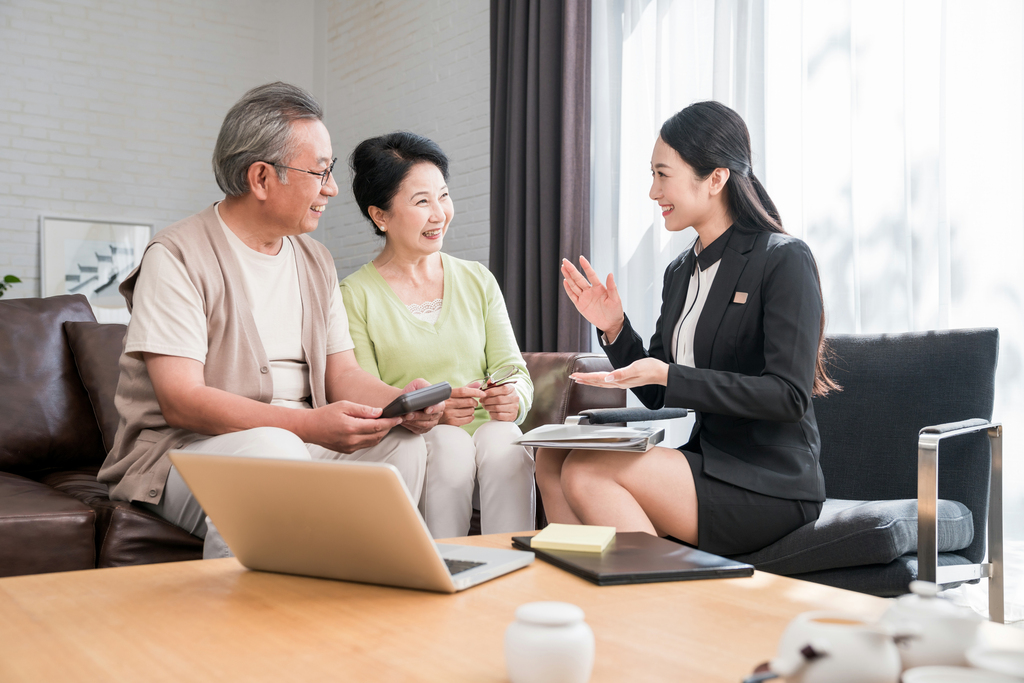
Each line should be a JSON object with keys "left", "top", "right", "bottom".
{"left": 744, "top": 581, "right": 1022, "bottom": 683}
{"left": 501, "top": 582, "right": 1021, "bottom": 683}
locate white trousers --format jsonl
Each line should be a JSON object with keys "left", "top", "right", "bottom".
{"left": 419, "top": 421, "right": 535, "bottom": 538}
{"left": 142, "top": 426, "right": 427, "bottom": 559}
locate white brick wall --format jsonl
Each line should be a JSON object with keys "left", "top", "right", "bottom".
{"left": 0, "top": 0, "right": 320, "bottom": 297}
{"left": 322, "top": 0, "right": 491, "bottom": 278}
{"left": 0, "top": 0, "right": 490, "bottom": 296}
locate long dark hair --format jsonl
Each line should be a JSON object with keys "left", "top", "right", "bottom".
{"left": 660, "top": 101, "right": 839, "bottom": 396}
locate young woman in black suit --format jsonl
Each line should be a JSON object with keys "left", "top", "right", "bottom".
{"left": 536, "top": 101, "right": 838, "bottom": 556}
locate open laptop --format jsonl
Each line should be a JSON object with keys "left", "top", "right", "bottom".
{"left": 168, "top": 451, "right": 534, "bottom": 593}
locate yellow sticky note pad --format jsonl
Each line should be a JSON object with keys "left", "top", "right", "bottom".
{"left": 531, "top": 523, "right": 616, "bottom": 553}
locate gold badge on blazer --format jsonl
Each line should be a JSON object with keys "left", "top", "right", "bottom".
{"left": 733, "top": 292, "right": 748, "bottom": 304}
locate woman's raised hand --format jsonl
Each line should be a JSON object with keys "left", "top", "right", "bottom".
{"left": 561, "top": 256, "right": 625, "bottom": 340}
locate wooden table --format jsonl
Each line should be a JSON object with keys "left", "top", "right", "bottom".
{"left": 0, "top": 532, "right": 892, "bottom": 682}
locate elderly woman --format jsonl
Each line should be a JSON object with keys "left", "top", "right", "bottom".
{"left": 341, "top": 132, "right": 535, "bottom": 538}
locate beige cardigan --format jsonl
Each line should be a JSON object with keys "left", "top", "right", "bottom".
{"left": 98, "top": 204, "right": 337, "bottom": 505}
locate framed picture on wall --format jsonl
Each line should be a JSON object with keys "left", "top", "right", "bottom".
{"left": 40, "top": 216, "right": 152, "bottom": 317}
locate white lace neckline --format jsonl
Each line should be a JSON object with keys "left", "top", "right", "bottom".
{"left": 407, "top": 298, "right": 443, "bottom": 315}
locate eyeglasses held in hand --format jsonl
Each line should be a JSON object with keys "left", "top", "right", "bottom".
{"left": 473, "top": 364, "right": 520, "bottom": 389}
{"left": 260, "top": 157, "right": 337, "bottom": 187}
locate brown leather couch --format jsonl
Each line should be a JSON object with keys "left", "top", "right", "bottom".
{"left": 0, "top": 293, "right": 622, "bottom": 578}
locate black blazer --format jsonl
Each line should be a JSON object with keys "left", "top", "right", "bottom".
{"left": 601, "top": 226, "right": 826, "bottom": 502}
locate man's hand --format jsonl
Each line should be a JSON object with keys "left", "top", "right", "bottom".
{"left": 307, "top": 401, "right": 403, "bottom": 453}
{"left": 480, "top": 382, "right": 519, "bottom": 422}
{"left": 441, "top": 383, "right": 487, "bottom": 427}
{"left": 398, "top": 378, "right": 445, "bottom": 435}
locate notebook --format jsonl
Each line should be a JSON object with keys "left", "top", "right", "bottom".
{"left": 512, "top": 532, "right": 753, "bottom": 586}
{"left": 169, "top": 451, "right": 534, "bottom": 593}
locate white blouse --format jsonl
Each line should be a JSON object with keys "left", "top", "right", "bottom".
{"left": 671, "top": 240, "right": 722, "bottom": 367}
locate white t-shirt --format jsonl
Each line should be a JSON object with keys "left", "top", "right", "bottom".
{"left": 125, "top": 204, "right": 353, "bottom": 409}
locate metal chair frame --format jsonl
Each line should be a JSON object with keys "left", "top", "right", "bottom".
{"left": 917, "top": 420, "right": 1003, "bottom": 623}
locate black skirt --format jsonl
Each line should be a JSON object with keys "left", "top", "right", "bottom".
{"left": 680, "top": 449, "right": 821, "bottom": 556}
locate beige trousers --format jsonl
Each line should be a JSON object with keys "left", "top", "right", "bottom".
{"left": 419, "top": 421, "right": 535, "bottom": 538}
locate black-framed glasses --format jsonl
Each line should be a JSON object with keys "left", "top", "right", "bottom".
{"left": 261, "top": 157, "right": 336, "bottom": 186}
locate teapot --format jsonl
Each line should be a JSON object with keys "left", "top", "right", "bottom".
{"left": 880, "top": 580, "right": 983, "bottom": 669}
{"left": 746, "top": 611, "right": 912, "bottom": 683}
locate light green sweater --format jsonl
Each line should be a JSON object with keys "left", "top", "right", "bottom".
{"left": 340, "top": 253, "right": 533, "bottom": 435}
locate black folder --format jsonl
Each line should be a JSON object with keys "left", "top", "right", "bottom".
{"left": 511, "top": 532, "right": 754, "bottom": 586}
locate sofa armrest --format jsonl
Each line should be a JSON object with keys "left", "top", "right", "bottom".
{"left": 917, "top": 419, "right": 1003, "bottom": 622}
{"left": 521, "top": 353, "right": 626, "bottom": 433}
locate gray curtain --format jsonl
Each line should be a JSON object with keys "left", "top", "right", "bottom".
{"left": 490, "top": 0, "right": 591, "bottom": 353}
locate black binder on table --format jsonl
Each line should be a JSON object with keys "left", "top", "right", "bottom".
{"left": 511, "top": 532, "right": 753, "bottom": 586}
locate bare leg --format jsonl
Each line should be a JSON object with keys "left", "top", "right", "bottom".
{"left": 534, "top": 447, "right": 582, "bottom": 524}
{"left": 561, "top": 446, "right": 698, "bottom": 544}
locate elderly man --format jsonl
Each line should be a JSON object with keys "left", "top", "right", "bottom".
{"left": 99, "top": 82, "right": 440, "bottom": 558}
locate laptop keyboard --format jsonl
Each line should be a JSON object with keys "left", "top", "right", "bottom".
{"left": 444, "top": 558, "right": 485, "bottom": 575}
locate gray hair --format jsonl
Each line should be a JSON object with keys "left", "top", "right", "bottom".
{"left": 213, "top": 82, "right": 324, "bottom": 196}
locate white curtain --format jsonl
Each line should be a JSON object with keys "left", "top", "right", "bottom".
{"left": 591, "top": 0, "right": 1024, "bottom": 540}
{"left": 591, "top": 0, "right": 767, "bottom": 443}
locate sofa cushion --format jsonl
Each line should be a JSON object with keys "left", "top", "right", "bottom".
{"left": 65, "top": 321, "right": 127, "bottom": 453}
{"left": 0, "top": 472, "right": 96, "bottom": 577}
{"left": 40, "top": 468, "right": 203, "bottom": 568}
{"left": 788, "top": 552, "right": 975, "bottom": 597}
{"left": 0, "top": 294, "right": 106, "bottom": 474}
{"left": 732, "top": 498, "right": 974, "bottom": 575}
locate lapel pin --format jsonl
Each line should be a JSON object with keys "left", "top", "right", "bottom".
{"left": 733, "top": 292, "right": 748, "bottom": 304}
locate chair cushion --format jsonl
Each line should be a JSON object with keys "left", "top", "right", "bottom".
{"left": 0, "top": 294, "right": 106, "bottom": 474}
{"left": 732, "top": 498, "right": 973, "bottom": 575}
{"left": 788, "top": 552, "right": 974, "bottom": 598}
{"left": 0, "top": 471, "right": 96, "bottom": 577}
{"left": 64, "top": 321, "right": 127, "bottom": 453}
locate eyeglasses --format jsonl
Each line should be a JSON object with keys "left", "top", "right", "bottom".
{"left": 472, "top": 364, "right": 520, "bottom": 389}
{"left": 261, "top": 157, "right": 336, "bottom": 187}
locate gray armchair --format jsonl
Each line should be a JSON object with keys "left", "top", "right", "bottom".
{"left": 578, "top": 329, "right": 1004, "bottom": 622}
{"left": 743, "top": 329, "right": 1003, "bottom": 621}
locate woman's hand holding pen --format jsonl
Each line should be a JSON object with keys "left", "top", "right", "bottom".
{"left": 570, "top": 357, "right": 669, "bottom": 389}
{"left": 561, "top": 256, "right": 625, "bottom": 342}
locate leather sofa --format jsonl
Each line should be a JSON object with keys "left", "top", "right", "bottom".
{"left": 0, "top": 293, "right": 622, "bottom": 578}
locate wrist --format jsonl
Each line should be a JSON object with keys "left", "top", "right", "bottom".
{"left": 290, "top": 407, "right": 319, "bottom": 444}
{"left": 604, "top": 317, "right": 625, "bottom": 344}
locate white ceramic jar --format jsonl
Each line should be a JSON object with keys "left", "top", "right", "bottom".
{"left": 504, "top": 601, "right": 595, "bottom": 683}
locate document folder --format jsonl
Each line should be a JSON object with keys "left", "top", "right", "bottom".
{"left": 512, "top": 532, "right": 754, "bottom": 586}
{"left": 512, "top": 424, "right": 665, "bottom": 452}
